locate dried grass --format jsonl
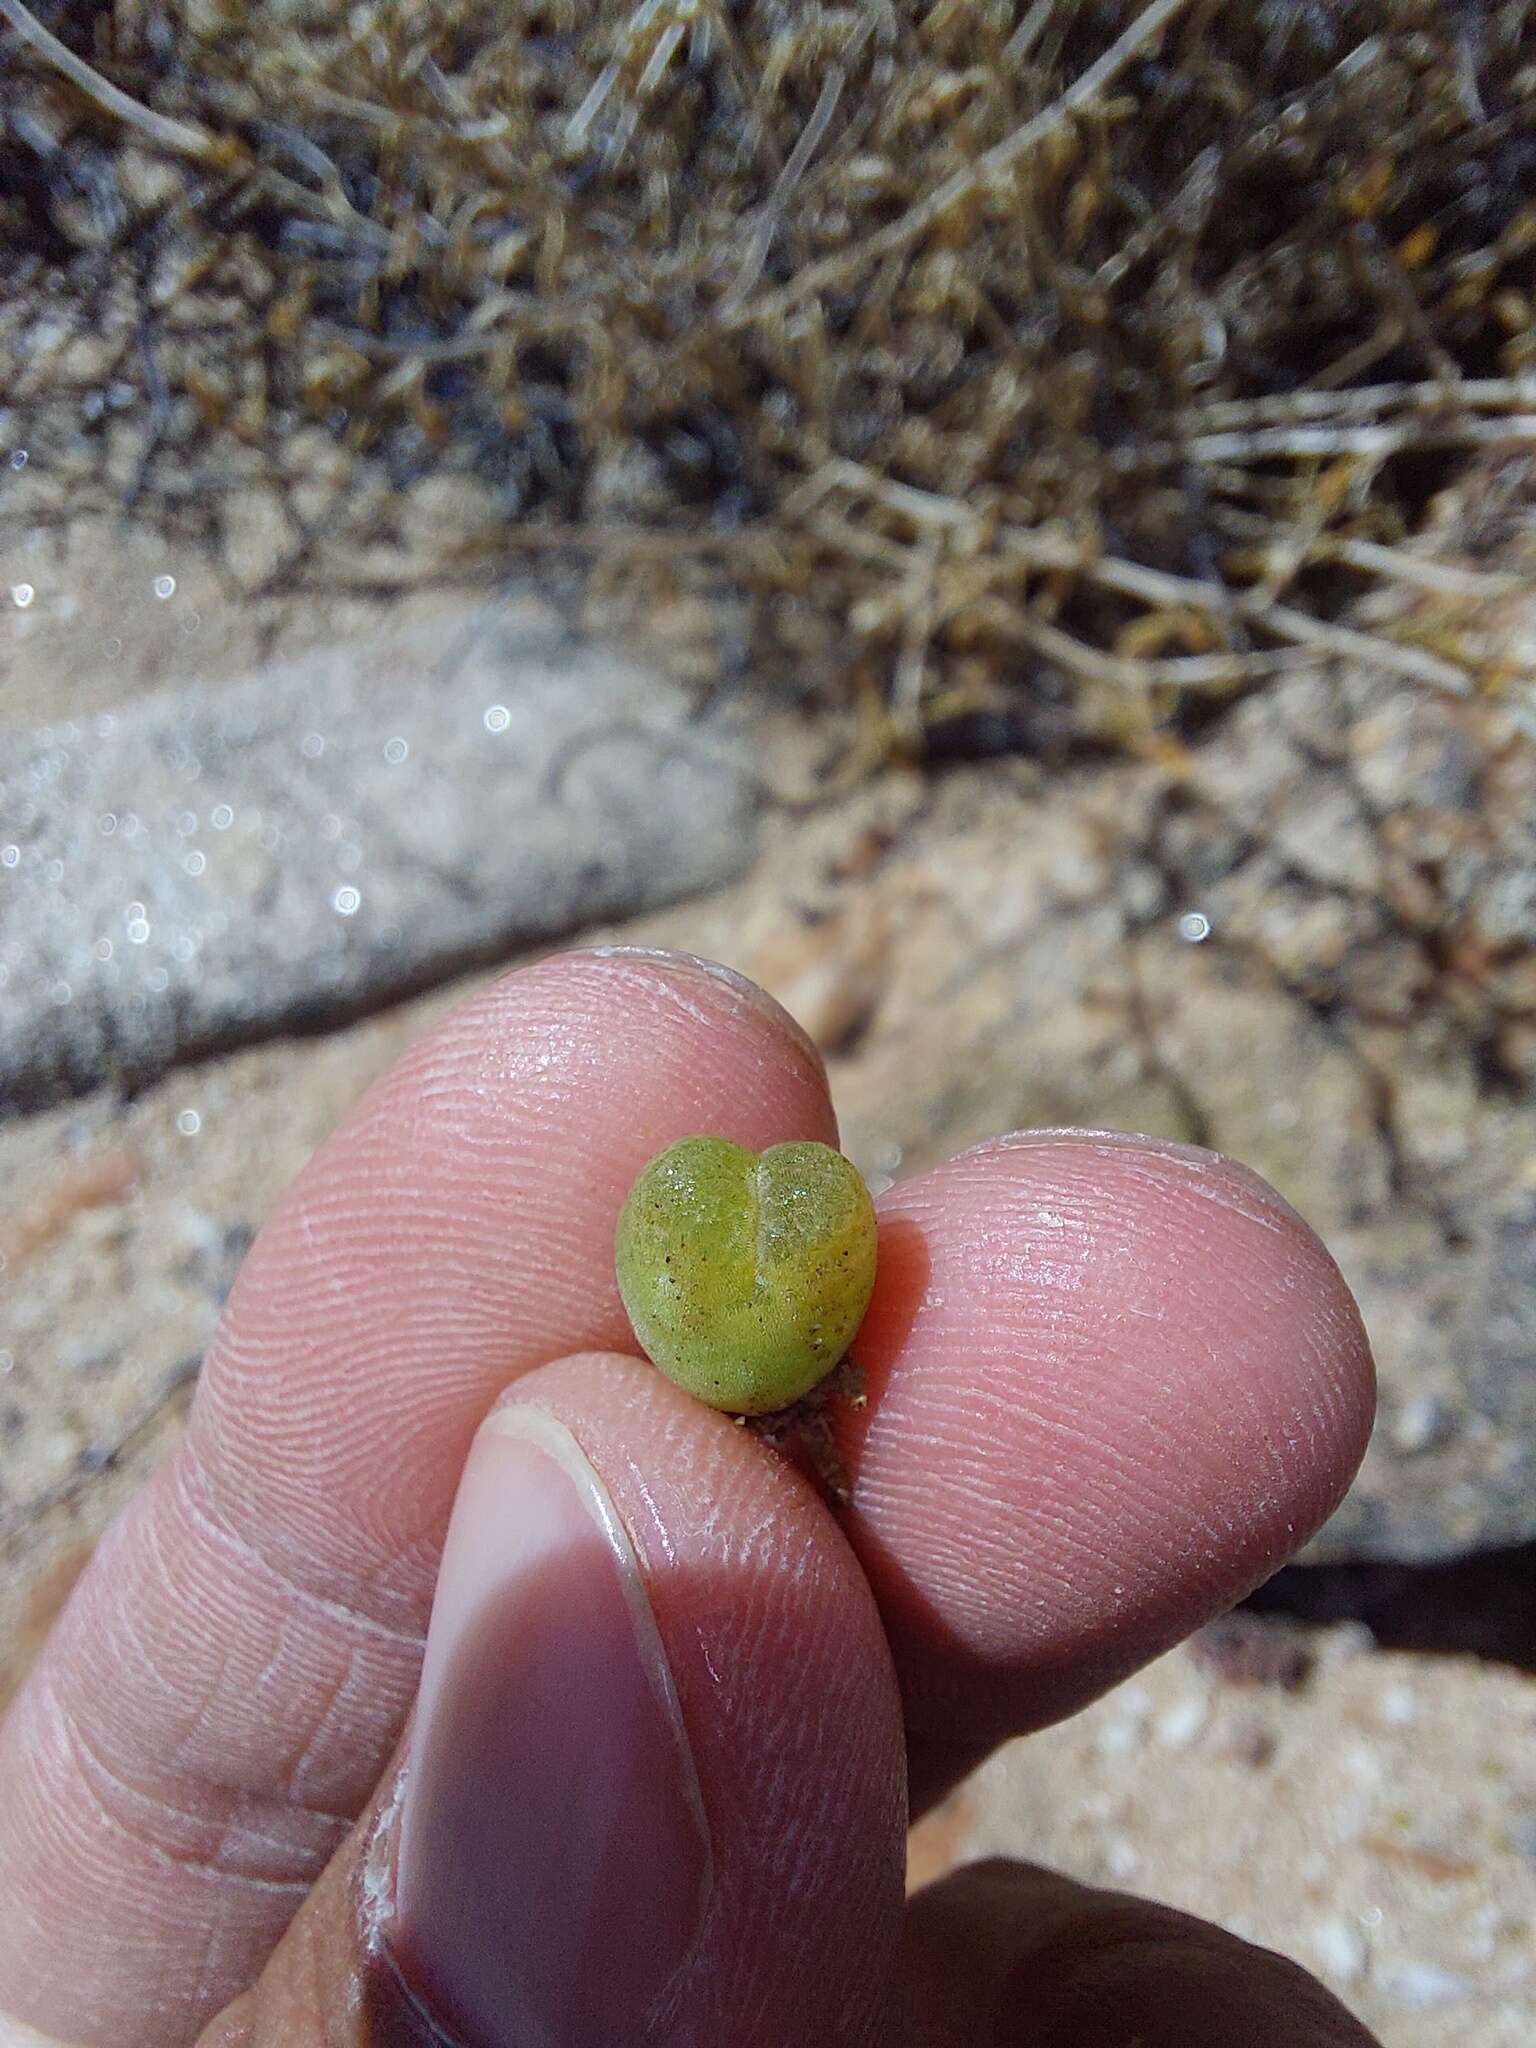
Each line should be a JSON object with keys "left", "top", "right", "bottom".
{"left": 2, "top": 0, "right": 1535, "bottom": 755}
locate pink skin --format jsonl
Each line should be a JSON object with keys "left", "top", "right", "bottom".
{"left": 842, "top": 1130, "right": 1370, "bottom": 1748}
{"left": 0, "top": 949, "right": 1375, "bottom": 2047}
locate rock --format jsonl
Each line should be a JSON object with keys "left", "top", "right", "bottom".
{"left": 584, "top": 443, "right": 672, "bottom": 524}
{"left": 1311, "top": 1918, "right": 1369, "bottom": 1987}
{"left": 283, "top": 428, "right": 354, "bottom": 527}
{"left": 0, "top": 604, "right": 759, "bottom": 1109}
{"left": 1391, "top": 1394, "right": 1456, "bottom": 1457}
{"left": 1375, "top": 1960, "right": 1480, "bottom": 2011}
{"left": 1153, "top": 1691, "right": 1211, "bottom": 1749}
{"left": 399, "top": 474, "right": 504, "bottom": 564}
{"left": 747, "top": 894, "right": 894, "bottom": 1056}
{"left": 219, "top": 488, "right": 295, "bottom": 592}
{"left": 1188, "top": 1614, "right": 1314, "bottom": 1690}
{"left": 113, "top": 150, "right": 186, "bottom": 216}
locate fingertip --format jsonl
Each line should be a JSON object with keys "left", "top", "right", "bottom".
{"left": 902, "top": 1861, "right": 1380, "bottom": 2048}
{"left": 437, "top": 1353, "right": 907, "bottom": 2047}
{"left": 965, "top": 1129, "right": 1379, "bottom": 1504}
{"left": 571, "top": 947, "right": 830, "bottom": 1093}
{"left": 839, "top": 1132, "right": 1376, "bottom": 1737}
{"left": 1026, "top": 1126, "right": 1374, "bottom": 1449}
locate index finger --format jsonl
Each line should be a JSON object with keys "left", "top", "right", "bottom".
{"left": 844, "top": 1130, "right": 1374, "bottom": 1772}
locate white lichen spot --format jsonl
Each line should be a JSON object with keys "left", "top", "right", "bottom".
{"left": 1311, "top": 1919, "right": 1368, "bottom": 1984}
{"left": 1154, "top": 1694, "right": 1210, "bottom": 1749}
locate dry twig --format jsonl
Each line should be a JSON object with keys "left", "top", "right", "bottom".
{"left": 1, "top": 0, "right": 1531, "bottom": 748}
{"left": 0, "top": 0, "right": 228, "bottom": 163}
{"left": 727, "top": 0, "right": 1199, "bottom": 329}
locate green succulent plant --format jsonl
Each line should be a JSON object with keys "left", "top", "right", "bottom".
{"left": 615, "top": 1136, "right": 878, "bottom": 1415}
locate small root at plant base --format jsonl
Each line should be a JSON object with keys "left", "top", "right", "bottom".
{"left": 740, "top": 1355, "right": 866, "bottom": 1507}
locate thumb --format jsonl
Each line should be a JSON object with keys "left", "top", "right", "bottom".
{"left": 200, "top": 1356, "right": 907, "bottom": 2048}
{"left": 899, "top": 1862, "right": 1382, "bottom": 2048}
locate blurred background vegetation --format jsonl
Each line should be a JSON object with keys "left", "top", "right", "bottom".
{"left": 3, "top": 0, "right": 1534, "bottom": 747}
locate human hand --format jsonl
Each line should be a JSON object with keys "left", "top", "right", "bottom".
{"left": 0, "top": 949, "right": 1380, "bottom": 2047}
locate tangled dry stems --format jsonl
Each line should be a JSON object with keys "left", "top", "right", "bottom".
{"left": 2, "top": 0, "right": 1535, "bottom": 754}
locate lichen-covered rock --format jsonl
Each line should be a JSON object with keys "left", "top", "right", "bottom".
{"left": 0, "top": 603, "right": 759, "bottom": 1110}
